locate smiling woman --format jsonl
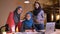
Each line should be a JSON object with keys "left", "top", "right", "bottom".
{"left": 6, "top": 6, "right": 23, "bottom": 32}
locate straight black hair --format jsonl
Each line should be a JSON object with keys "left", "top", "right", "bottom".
{"left": 14, "top": 6, "right": 22, "bottom": 14}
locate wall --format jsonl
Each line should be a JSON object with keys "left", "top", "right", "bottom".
{"left": 0, "top": 0, "right": 49, "bottom": 27}
{"left": 0, "top": 0, "right": 17, "bottom": 27}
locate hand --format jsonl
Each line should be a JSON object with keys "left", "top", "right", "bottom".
{"left": 33, "top": 29, "right": 36, "bottom": 32}
{"left": 20, "top": 20, "right": 24, "bottom": 22}
{"left": 25, "top": 30, "right": 32, "bottom": 32}
{"left": 11, "top": 25, "right": 15, "bottom": 32}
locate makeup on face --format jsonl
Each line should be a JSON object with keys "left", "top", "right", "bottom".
{"left": 18, "top": 8, "right": 23, "bottom": 14}
{"left": 26, "top": 14, "right": 31, "bottom": 20}
{"left": 35, "top": 3, "right": 39, "bottom": 9}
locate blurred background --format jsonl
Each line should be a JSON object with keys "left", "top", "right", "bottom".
{"left": 0, "top": 0, "right": 60, "bottom": 28}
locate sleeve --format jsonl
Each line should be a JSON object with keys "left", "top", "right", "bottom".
{"left": 6, "top": 12, "right": 15, "bottom": 32}
{"left": 37, "top": 10, "right": 45, "bottom": 22}
{"left": 41, "top": 10, "right": 45, "bottom": 20}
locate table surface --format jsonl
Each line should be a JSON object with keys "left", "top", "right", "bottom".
{"left": 51, "top": 29, "right": 60, "bottom": 34}
{"left": 2, "top": 29, "right": 60, "bottom": 34}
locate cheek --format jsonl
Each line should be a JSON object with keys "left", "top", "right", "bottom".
{"left": 36, "top": 5, "right": 39, "bottom": 8}
{"left": 26, "top": 14, "right": 31, "bottom": 19}
{"left": 18, "top": 10, "right": 21, "bottom": 13}
{"left": 35, "top": 6, "right": 38, "bottom": 9}
{"left": 20, "top": 11, "right": 22, "bottom": 13}
{"left": 28, "top": 17, "right": 31, "bottom": 19}
{"left": 35, "top": 4, "right": 39, "bottom": 8}
{"left": 26, "top": 16, "right": 30, "bottom": 19}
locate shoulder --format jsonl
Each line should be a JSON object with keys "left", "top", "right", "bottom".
{"left": 9, "top": 11, "right": 14, "bottom": 14}
{"left": 38, "top": 10, "right": 44, "bottom": 15}
{"left": 9, "top": 11, "right": 14, "bottom": 15}
{"left": 8, "top": 11, "right": 14, "bottom": 17}
{"left": 40, "top": 10, "right": 44, "bottom": 13}
{"left": 39, "top": 10, "right": 44, "bottom": 14}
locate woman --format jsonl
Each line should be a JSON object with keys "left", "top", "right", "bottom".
{"left": 6, "top": 6, "right": 23, "bottom": 32}
{"left": 33, "top": 2, "right": 45, "bottom": 32}
{"left": 22, "top": 12, "right": 34, "bottom": 32}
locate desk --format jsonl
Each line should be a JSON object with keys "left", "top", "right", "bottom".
{"left": 2, "top": 29, "right": 60, "bottom": 34}
{"left": 51, "top": 29, "right": 60, "bottom": 34}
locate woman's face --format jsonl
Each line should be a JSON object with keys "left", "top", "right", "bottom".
{"left": 35, "top": 3, "right": 39, "bottom": 9}
{"left": 17, "top": 8, "right": 22, "bottom": 14}
{"left": 26, "top": 14, "right": 31, "bottom": 20}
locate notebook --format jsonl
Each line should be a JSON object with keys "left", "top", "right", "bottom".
{"left": 45, "top": 22, "right": 55, "bottom": 34}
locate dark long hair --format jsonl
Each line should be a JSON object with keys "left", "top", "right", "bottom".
{"left": 14, "top": 6, "right": 22, "bottom": 14}
{"left": 33, "top": 2, "right": 42, "bottom": 16}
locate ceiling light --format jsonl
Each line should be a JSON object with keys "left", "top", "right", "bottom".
{"left": 24, "top": 0, "right": 30, "bottom": 3}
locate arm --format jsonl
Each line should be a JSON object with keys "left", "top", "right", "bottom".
{"left": 41, "top": 10, "right": 45, "bottom": 20}
{"left": 37, "top": 10, "right": 45, "bottom": 23}
{"left": 7, "top": 12, "right": 15, "bottom": 32}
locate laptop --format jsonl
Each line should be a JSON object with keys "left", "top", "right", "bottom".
{"left": 45, "top": 22, "right": 55, "bottom": 34}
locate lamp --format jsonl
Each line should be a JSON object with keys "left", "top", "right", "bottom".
{"left": 24, "top": 0, "right": 30, "bottom": 3}
{"left": 51, "top": 14, "right": 54, "bottom": 21}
